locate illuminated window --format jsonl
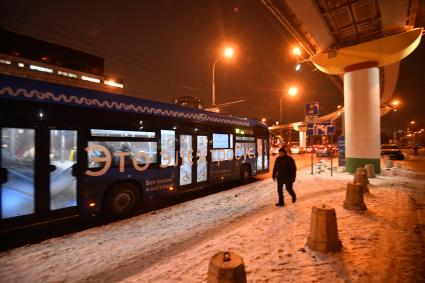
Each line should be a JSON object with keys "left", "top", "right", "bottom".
{"left": 235, "top": 142, "right": 256, "bottom": 158}
{"left": 161, "top": 130, "right": 176, "bottom": 167}
{"left": 88, "top": 141, "right": 157, "bottom": 167}
{"left": 58, "top": 70, "right": 77, "bottom": 78}
{"left": 81, "top": 75, "right": 100, "bottom": 83}
{"left": 213, "top": 133, "right": 229, "bottom": 149}
{"left": 29, "top": 65, "right": 53, "bottom": 73}
{"left": 90, "top": 129, "right": 155, "bottom": 138}
{"left": 0, "top": 59, "right": 11, "bottom": 65}
{"left": 18, "top": 63, "right": 25, "bottom": 67}
{"left": 104, "top": 80, "right": 124, "bottom": 88}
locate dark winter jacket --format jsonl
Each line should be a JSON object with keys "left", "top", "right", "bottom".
{"left": 272, "top": 154, "right": 297, "bottom": 183}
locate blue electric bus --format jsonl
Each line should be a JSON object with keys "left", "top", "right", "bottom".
{"left": 0, "top": 73, "right": 269, "bottom": 231}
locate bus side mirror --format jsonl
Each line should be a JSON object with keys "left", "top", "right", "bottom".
{"left": 49, "top": 164, "right": 57, "bottom": 172}
{"left": 0, "top": 168, "right": 8, "bottom": 184}
{"left": 71, "top": 163, "right": 79, "bottom": 177}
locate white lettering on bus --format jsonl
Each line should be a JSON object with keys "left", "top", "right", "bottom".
{"left": 113, "top": 151, "right": 131, "bottom": 172}
{"left": 85, "top": 144, "right": 112, "bottom": 176}
{"left": 133, "top": 151, "right": 150, "bottom": 171}
{"left": 85, "top": 145, "right": 256, "bottom": 176}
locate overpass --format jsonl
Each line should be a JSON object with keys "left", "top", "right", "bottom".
{"left": 261, "top": 0, "right": 423, "bottom": 172}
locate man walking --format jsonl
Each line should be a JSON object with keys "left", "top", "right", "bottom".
{"left": 272, "top": 147, "right": 297, "bottom": 206}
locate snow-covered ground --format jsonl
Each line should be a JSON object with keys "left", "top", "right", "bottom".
{"left": 0, "top": 154, "right": 424, "bottom": 283}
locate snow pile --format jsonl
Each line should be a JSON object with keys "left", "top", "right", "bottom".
{"left": 0, "top": 165, "right": 424, "bottom": 283}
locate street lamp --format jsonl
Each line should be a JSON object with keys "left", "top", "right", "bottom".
{"left": 212, "top": 47, "right": 234, "bottom": 107}
{"left": 279, "top": 86, "right": 298, "bottom": 144}
{"left": 292, "top": 46, "right": 302, "bottom": 57}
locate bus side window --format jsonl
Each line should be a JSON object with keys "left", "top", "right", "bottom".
{"left": 87, "top": 141, "right": 158, "bottom": 169}
{"left": 161, "top": 130, "right": 176, "bottom": 167}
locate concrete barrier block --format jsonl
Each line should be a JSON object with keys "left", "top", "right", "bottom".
{"left": 306, "top": 204, "right": 342, "bottom": 253}
{"left": 343, "top": 183, "right": 367, "bottom": 211}
{"left": 207, "top": 251, "right": 247, "bottom": 283}
{"left": 364, "top": 164, "right": 376, "bottom": 178}
{"left": 355, "top": 167, "right": 369, "bottom": 184}
{"left": 353, "top": 171, "right": 369, "bottom": 193}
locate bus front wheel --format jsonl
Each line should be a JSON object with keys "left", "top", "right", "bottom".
{"left": 240, "top": 165, "right": 251, "bottom": 184}
{"left": 105, "top": 182, "right": 141, "bottom": 218}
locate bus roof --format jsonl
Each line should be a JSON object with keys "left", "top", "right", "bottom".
{"left": 0, "top": 74, "right": 266, "bottom": 128}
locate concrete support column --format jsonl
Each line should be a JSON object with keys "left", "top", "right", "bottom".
{"left": 344, "top": 65, "right": 381, "bottom": 173}
{"left": 299, "top": 131, "right": 306, "bottom": 148}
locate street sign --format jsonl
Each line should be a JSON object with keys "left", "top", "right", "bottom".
{"left": 307, "top": 122, "right": 335, "bottom": 136}
{"left": 338, "top": 136, "right": 345, "bottom": 166}
{"left": 305, "top": 102, "right": 319, "bottom": 123}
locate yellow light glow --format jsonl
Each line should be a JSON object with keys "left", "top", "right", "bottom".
{"left": 410, "top": 121, "right": 415, "bottom": 125}
{"left": 391, "top": 100, "right": 400, "bottom": 106}
{"left": 169, "top": 186, "right": 174, "bottom": 191}
{"left": 81, "top": 75, "right": 100, "bottom": 83}
{"left": 292, "top": 46, "right": 302, "bottom": 57}
{"left": 337, "top": 105, "right": 342, "bottom": 109}
{"left": 235, "top": 128, "right": 240, "bottom": 134}
{"left": 288, "top": 86, "right": 298, "bottom": 96}
{"left": 89, "top": 202, "right": 96, "bottom": 207}
{"left": 295, "top": 63, "right": 301, "bottom": 71}
{"left": 224, "top": 47, "right": 234, "bottom": 58}
{"left": 104, "top": 80, "right": 124, "bottom": 88}
{"left": 261, "top": 118, "right": 266, "bottom": 122}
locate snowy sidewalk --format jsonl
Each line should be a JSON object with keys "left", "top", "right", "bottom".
{"left": 1, "top": 164, "right": 424, "bottom": 282}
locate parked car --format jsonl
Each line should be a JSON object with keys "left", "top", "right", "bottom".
{"left": 316, "top": 145, "right": 334, "bottom": 157}
{"left": 270, "top": 144, "right": 280, "bottom": 155}
{"left": 305, "top": 145, "right": 317, "bottom": 153}
{"left": 381, "top": 144, "right": 405, "bottom": 160}
{"left": 290, "top": 145, "right": 304, "bottom": 154}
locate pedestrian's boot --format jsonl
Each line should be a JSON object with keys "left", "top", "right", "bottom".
{"left": 275, "top": 202, "right": 285, "bottom": 207}
{"left": 292, "top": 195, "right": 297, "bottom": 203}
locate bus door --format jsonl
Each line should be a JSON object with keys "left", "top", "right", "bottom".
{"left": 1, "top": 127, "right": 36, "bottom": 220}
{"left": 178, "top": 134, "right": 208, "bottom": 190}
{"left": 48, "top": 129, "right": 78, "bottom": 212}
{"left": 257, "top": 137, "right": 269, "bottom": 171}
{"left": 0, "top": 127, "right": 78, "bottom": 224}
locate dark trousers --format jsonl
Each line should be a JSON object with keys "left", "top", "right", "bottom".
{"left": 277, "top": 181, "right": 296, "bottom": 204}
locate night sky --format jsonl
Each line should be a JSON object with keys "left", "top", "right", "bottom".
{"left": 0, "top": 0, "right": 423, "bottom": 131}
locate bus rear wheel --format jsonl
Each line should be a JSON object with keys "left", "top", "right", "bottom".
{"left": 105, "top": 183, "right": 141, "bottom": 218}
{"left": 240, "top": 165, "right": 251, "bottom": 184}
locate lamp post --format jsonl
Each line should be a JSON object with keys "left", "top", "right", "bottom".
{"left": 279, "top": 86, "right": 298, "bottom": 145}
{"left": 212, "top": 47, "right": 234, "bottom": 107}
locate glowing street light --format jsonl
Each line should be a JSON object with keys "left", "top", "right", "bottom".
{"left": 288, "top": 86, "right": 298, "bottom": 96}
{"left": 410, "top": 120, "right": 416, "bottom": 125}
{"left": 223, "top": 47, "right": 234, "bottom": 58}
{"left": 391, "top": 100, "right": 400, "bottom": 107}
{"left": 212, "top": 46, "right": 235, "bottom": 106}
{"left": 261, "top": 118, "right": 266, "bottom": 122}
{"left": 295, "top": 63, "right": 301, "bottom": 71}
{"left": 292, "top": 46, "right": 302, "bottom": 57}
